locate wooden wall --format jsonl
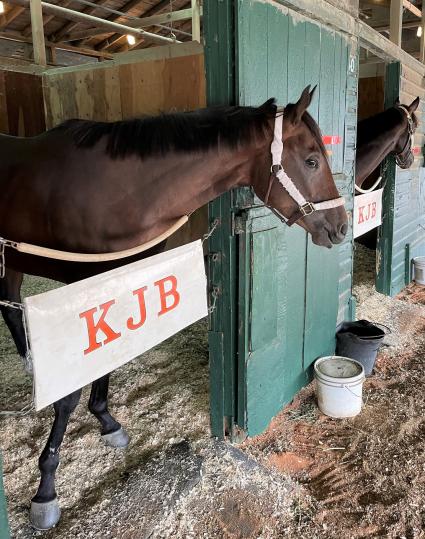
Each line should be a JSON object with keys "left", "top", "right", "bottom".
{"left": 0, "top": 70, "right": 45, "bottom": 135}
{"left": 43, "top": 43, "right": 206, "bottom": 127}
{"left": 358, "top": 76, "right": 385, "bottom": 120}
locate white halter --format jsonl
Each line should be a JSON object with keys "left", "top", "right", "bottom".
{"left": 267, "top": 109, "right": 345, "bottom": 226}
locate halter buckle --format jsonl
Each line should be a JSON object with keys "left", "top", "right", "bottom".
{"left": 299, "top": 202, "right": 315, "bottom": 217}
{"left": 271, "top": 163, "right": 283, "bottom": 174}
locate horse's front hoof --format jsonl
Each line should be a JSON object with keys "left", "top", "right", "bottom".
{"left": 30, "top": 498, "right": 61, "bottom": 530}
{"left": 102, "top": 427, "right": 130, "bottom": 448}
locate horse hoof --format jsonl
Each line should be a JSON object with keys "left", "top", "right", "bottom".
{"left": 102, "top": 427, "right": 130, "bottom": 448}
{"left": 21, "top": 351, "right": 33, "bottom": 375}
{"left": 30, "top": 498, "right": 61, "bottom": 530}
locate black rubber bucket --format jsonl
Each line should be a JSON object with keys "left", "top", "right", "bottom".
{"left": 335, "top": 320, "right": 390, "bottom": 376}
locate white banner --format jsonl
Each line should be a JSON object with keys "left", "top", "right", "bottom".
{"left": 24, "top": 241, "right": 207, "bottom": 410}
{"left": 353, "top": 188, "right": 383, "bottom": 239}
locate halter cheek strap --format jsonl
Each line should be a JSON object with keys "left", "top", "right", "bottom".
{"left": 264, "top": 109, "right": 345, "bottom": 226}
{"left": 395, "top": 105, "right": 414, "bottom": 167}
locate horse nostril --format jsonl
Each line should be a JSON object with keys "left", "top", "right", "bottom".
{"left": 340, "top": 223, "right": 348, "bottom": 236}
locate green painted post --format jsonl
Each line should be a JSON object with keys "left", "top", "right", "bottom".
{"left": 204, "top": 0, "right": 238, "bottom": 438}
{"left": 376, "top": 62, "right": 400, "bottom": 295}
{"left": 405, "top": 243, "right": 411, "bottom": 285}
{"left": 0, "top": 455, "right": 10, "bottom": 539}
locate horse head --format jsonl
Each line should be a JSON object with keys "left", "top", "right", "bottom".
{"left": 392, "top": 96, "right": 420, "bottom": 169}
{"left": 253, "top": 86, "right": 348, "bottom": 248}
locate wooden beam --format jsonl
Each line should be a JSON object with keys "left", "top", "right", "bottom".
{"left": 373, "top": 20, "right": 424, "bottom": 32}
{"left": 0, "top": 30, "right": 114, "bottom": 59}
{"left": 118, "top": 18, "right": 192, "bottom": 53}
{"left": 22, "top": 0, "right": 73, "bottom": 37}
{"left": 29, "top": 0, "right": 46, "bottom": 65}
{"left": 0, "top": 6, "right": 25, "bottom": 29}
{"left": 59, "top": 8, "right": 196, "bottom": 43}
{"left": 420, "top": 5, "right": 425, "bottom": 62}
{"left": 191, "top": 0, "right": 200, "bottom": 42}
{"left": 51, "top": 0, "right": 109, "bottom": 43}
{"left": 5, "top": 0, "right": 179, "bottom": 44}
{"left": 78, "top": 0, "right": 147, "bottom": 45}
{"left": 403, "top": 0, "right": 421, "bottom": 19}
{"left": 60, "top": 28, "right": 107, "bottom": 42}
{"left": 95, "top": 0, "right": 171, "bottom": 51}
{"left": 390, "top": 0, "right": 403, "bottom": 46}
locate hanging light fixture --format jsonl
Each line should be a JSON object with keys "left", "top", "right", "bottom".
{"left": 0, "top": 2, "right": 5, "bottom": 14}
{"left": 126, "top": 35, "right": 136, "bottom": 46}
{"left": 417, "top": 26, "right": 422, "bottom": 38}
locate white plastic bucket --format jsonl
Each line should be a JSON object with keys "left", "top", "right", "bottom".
{"left": 413, "top": 256, "right": 425, "bottom": 285}
{"left": 314, "top": 356, "right": 365, "bottom": 418}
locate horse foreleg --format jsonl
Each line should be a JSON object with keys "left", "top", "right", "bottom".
{"left": 30, "top": 389, "right": 82, "bottom": 530}
{"left": 0, "top": 268, "right": 30, "bottom": 371}
{"left": 88, "top": 374, "right": 129, "bottom": 448}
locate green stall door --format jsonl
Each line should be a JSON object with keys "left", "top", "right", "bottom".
{"left": 205, "top": 0, "right": 357, "bottom": 438}
{"left": 236, "top": 1, "right": 357, "bottom": 436}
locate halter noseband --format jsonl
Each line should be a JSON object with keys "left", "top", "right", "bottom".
{"left": 394, "top": 105, "right": 415, "bottom": 167}
{"left": 264, "top": 108, "right": 345, "bottom": 226}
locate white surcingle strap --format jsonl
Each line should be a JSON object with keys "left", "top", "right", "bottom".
{"left": 267, "top": 108, "right": 345, "bottom": 226}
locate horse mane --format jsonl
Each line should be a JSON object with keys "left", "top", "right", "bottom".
{"left": 53, "top": 99, "right": 277, "bottom": 159}
{"left": 52, "top": 99, "right": 327, "bottom": 161}
{"left": 357, "top": 106, "right": 418, "bottom": 145}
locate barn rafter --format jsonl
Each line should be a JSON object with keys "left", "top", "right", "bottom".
{"left": 0, "top": 0, "right": 201, "bottom": 66}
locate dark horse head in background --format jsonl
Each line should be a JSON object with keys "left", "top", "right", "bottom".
{"left": 0, "top": 85, "right": 347, "bottom": 531}
{"left": 356, "top": 96, "right": 420, "bottom": 189}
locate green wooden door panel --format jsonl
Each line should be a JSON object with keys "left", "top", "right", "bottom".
{"left": 205, "top": 0, "right": 357, "bottom": 438}
{"left": 304, "top": 32, "right": 350, "bottom": 369}
{"left": 376, "top": 62, "right": 400, "bottom": 296}
{"left": 250, "top": 226, "right": 278, "bottom": 351}
{"left": 237, "top": 1, "right": 356, "bottom": 436}
{"left": 204, "top": 0, "right": 238, "bottom": 438}
{"left": 244, "top": 212, "right": 307, "bottom": 435}
{"left": 0, "top": 456, "right": 10, "bottom": 539}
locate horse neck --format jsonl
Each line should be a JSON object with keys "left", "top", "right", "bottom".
{"left": 154, "top": 139, "right": 271, "bottom": 218}
{"left": 356, "top": 111, "right": 404, "bottom": 187}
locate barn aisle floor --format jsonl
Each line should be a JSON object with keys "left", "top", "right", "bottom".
{"left": 2, "top": 246, "right": 425, "bottom": 538}
{"left": 242, "top": 244, "right": 425, "bottom": 538}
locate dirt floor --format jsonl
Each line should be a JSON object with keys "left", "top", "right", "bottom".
{"left": 242, "top": 243, "right": 425, "bottom": 538}
{"left": 1, "top": 243, "right": 425, "bottom": 538}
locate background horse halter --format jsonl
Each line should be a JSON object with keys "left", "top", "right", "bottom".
{"left": 394, "top": 105, "right": 415, "bottom": 168}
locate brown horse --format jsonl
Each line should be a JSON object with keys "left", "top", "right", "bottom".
{"left": 0, "top": 86, "right": 347, "bottom": 530}
{"left": 356, "top": 96, "right": 419, "bottom": 190}
{"left": 354, "top": 96, "right": 419, "bottom": 249}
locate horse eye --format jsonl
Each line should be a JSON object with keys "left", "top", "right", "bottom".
{"left": 305, "top": 158, "right": 318, "bottom": 169}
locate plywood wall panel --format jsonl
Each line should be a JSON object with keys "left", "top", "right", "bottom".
{"left": 358, "top": 76, "right": 384, "bottom": 120}
{"left": 43, "top": 47, "right": 205, "bottom": 124}
{"left": 0, "top": 71, "right": 45, "bottom": 135}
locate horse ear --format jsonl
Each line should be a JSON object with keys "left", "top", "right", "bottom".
{"left": 290, "top": 85, "right": 313, "bottom": 125}
{"left": 395, "top": 97, "right": 400, "bottom": 106}
{"left": 408, "top": 96, "right": 420, "bottom": 114}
